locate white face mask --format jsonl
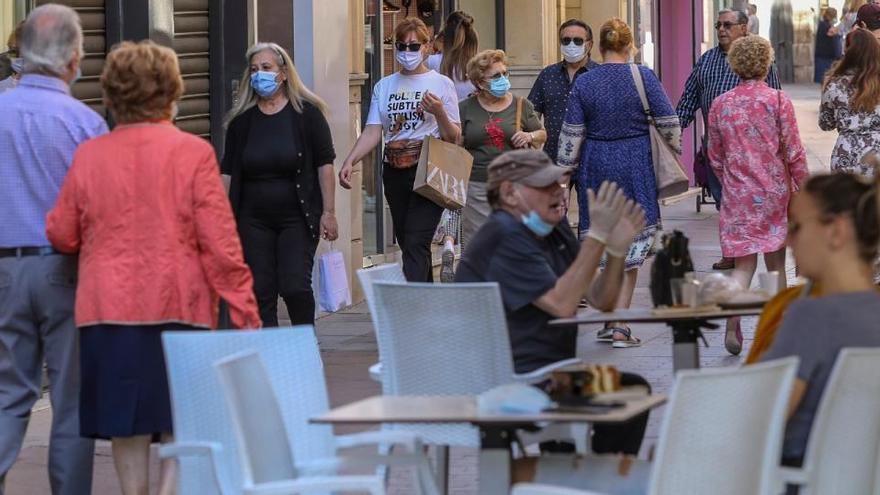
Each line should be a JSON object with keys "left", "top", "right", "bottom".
{"left": 396, "top": 50, "right": 424, "bottom": 71}
{"left": 561, "top": 42, "right": 586, "bottom": 63}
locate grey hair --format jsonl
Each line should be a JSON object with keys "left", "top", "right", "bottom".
{"left": 718, "top": 8, "right": 750, "bottom": 26}
{"left": 20, "top": 4, "right": 83, "bottom": 77}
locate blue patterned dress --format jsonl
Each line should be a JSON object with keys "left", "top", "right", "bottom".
{"left": 557, "top": 63, "right": 681, "bottom": 270}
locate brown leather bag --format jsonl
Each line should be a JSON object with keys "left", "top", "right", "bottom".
{"left": 383, "top": 139, "right": 423, "bottom": 169}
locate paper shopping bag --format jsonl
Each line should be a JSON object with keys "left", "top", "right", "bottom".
{"left": 412, "top": 136, "right": 474, "bottom": 210}
{"left": 318, "top": 250, "right": 351, "bottom": 312}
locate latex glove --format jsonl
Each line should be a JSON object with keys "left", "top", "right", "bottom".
{"left": 585, "top": 181, "right": 626, "bottom": 243}
{"left": 605, "top": 200, "right": 647, "bottom": 258}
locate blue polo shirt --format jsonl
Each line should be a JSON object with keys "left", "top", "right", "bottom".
{"left": 528, "top": 59, "right": 600, "bottom": 163}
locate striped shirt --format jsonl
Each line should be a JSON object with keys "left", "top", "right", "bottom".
{"left": 0, "top": 74, "right": 108, "bottom": 247}
{"left": 676, "top": 45, "right": 781, "bottom": 130}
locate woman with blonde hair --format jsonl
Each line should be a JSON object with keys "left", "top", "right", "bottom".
{"left": 339, "top": 17, "right": 460, "bottom": 282}
{"left": 708, "top": 35, "right": 809, "bottom": 355}
{"left": 820, "top": 29, "right": 880, "bottom": 176}
{"left": 557, "top": 18, "right": 680, "bottom": 348}
{"left": 458, "top": 49, "right": 546, "bottom": 244}
{"left": 47, "top": 40, "right": 261, "bottom": 495}
{"left": 221, "top": 42, "right": 337, "bottom": 326}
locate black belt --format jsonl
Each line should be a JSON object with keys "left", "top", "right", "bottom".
{"left": 0, "top": 246, "right": 59, "bottom": 258}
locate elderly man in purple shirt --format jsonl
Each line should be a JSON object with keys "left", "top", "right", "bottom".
{"left": 0, "top": 5, "right": 107, "bottom": 494}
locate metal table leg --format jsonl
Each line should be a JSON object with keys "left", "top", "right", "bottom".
{"left": 669, "top": 320, "right": 703, "bottom": 372}
{"left": 478, "top": 425, "right": 515, "bottom": 495}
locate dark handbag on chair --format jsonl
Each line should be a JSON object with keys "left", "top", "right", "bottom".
{"left": 650, "top": 230, "right": 694, "bottom": 307}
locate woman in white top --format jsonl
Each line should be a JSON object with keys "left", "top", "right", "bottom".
{"left": 426, "top": 10, "right": 478, "bottom": 101}
{"left": 339, "top": 17, "right": 460, "bottom": 282}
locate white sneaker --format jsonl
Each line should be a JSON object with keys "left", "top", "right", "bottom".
{"left": 440, "top": 246, "right": 455, "bottom": 283}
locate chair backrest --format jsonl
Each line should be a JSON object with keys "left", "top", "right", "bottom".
{"left": 800, "top": 348, "right": 880, "bottom": 494}
{"left": 215, "top": 350, "right": 298, "bottom": 488}
{"left": 162, "top": 327, "right": 335, "bottom": 494}
{"left": 357, "top": 264, "right": 407, "bottom": 391}
{"left": 648, "top": 357, "right": 799, "bottom": 495}
{"left": 371, "top": 282, "right": 515, "bottom": 447}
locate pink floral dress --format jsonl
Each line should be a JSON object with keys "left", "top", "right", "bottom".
{"left": 707, "top": 81, "right": 809, "bottom": 257}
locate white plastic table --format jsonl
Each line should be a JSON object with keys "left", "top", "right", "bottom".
{"left": 551, "top": 306, "right": 764, "bottom": 371}
{"left": 312, "top": 393, "right": 667, "bottom": 495}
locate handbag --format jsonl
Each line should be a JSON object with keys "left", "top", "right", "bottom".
{"left": 383, "top": 139, "right": 423, "bottom": 169}
{"left": 650, "top": 230, "right": 695, "bottom": 307}
{"left": 514, "top": 96, "right": 541, "bottom": 149}
{"left": 317, "top": 247, "right": 352, "bottom": 312}
{"left": 629, "top": 64, "right": 689, "bottom": 199}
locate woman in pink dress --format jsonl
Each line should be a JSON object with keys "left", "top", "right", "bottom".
{"left": 708, "top": 36, "right": 809, "bottom": 356}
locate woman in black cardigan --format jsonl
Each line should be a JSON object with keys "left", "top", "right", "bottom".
{"left": 222, "top": 42, "right": 337, "bottom": 326}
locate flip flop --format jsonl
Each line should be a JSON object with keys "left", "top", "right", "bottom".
{"left": 611, "top": 327, "right": 642, "bottom": 348}
{"left": 596, "top": 326, "right": 616, "bottom": 342}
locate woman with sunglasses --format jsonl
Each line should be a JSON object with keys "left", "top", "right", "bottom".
{"left": 221, "top": 42, "right": 337, "bottom": 327}
{"left": 340, "top": 17, "right": 460, "bottom": 282}
{"left": 759, "top": 172, "right": 880, "bottom": 474}
{"left": 458, "top": 49, "right": 546, "bottom": 245}
{"left": 557, "top": 18, "right": 680, "bottom": 348}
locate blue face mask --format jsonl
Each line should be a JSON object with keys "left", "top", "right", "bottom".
{"left": 521, "top": 210, "right": 555, "bottom": 237}
{"left": 488, "top": 75, "right": 511, "bottom": 97}
{"left": 69, "top": 67, "right": 82, "bottom": 86}
{"left": 250, "top": 70, "right": 280, "bottom": 98}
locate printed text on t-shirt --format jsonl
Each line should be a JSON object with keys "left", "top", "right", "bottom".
{"left": 388, "top": 90, "right": 425, "bottom": 136}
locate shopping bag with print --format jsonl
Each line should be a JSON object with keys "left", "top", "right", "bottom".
{"left": 318, "top": 249, "right": 351, "bottom": 312}
{"left": 412, "top": 136, "right": 474, "bottom": 210}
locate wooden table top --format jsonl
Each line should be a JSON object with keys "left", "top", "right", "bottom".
{"left": 550, "top": 305, "right": 764, "bottom": 326}
{"left": 312, "top": 393, "right": 667, "bottom": 426}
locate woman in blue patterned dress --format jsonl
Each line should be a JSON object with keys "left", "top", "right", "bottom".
{"left": 558, "top": 18, "right": 681, "bottom": 347}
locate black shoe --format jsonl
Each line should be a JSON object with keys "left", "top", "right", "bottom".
{"left": 712, "top": 257, "right": 735, "bottom": 270}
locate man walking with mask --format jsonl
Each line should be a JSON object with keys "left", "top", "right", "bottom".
{"left": 529, "top": 19, "right": 599, "bottom": 165}
{"left": 677, "top": 8, "right": 780, "bottom": 270}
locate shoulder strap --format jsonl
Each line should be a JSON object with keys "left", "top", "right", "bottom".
{"left": 777, "top": 89, "right": 793, "bottom": 193}
{"left": 515, "top": 96, "right": 524, "bottom": 132}
{"left": 629, "top": 63, "right": 651, "bottom": 117}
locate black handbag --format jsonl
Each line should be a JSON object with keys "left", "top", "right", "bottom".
{"left": 650, "top": 230, "right": 694, "bottom": 307}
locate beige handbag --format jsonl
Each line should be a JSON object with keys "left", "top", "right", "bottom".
{"left": 629, "top": 64, "right": 689, "bottom": 199}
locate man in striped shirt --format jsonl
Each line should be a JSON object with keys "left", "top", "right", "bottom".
{"left": 676, "top": 8, "right": 781, "bottom": 270}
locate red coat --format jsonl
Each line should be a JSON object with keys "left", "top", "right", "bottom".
{"left": 47, "top": 122, "right": 261, "bottom": 330}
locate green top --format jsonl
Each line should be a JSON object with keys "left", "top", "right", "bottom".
{"left": 460, "top": 95, "right": 543, "bottom": 182}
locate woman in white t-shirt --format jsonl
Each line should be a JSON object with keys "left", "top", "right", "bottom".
{"left": 339, "top": 17, "right": 461, "bottom": 282}
{"left": 426, "top": 10, "right": 479, "bottom": 101}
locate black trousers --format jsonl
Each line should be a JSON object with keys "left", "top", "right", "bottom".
{"left": 540, "top": 372, "right": 651, "bottom": 456}
{"left": 383, "top": 163, "right": 444, "bottom": 282}
{"left": 237, "top": 209, "right": 318, "bottom": 327}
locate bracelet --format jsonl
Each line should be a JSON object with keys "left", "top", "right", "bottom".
{"left": 584, "top": 230, "right": 608, "bottom": 244}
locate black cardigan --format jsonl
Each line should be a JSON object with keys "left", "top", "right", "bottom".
{"left": 221, "top": 101, "right": 336, "bottom": 240}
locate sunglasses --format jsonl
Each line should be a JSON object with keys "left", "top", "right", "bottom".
{"left": 560, "top": 37, "right": 588, "bottom": 46}
{"left": 714, "top": 21, "right": 745, "bottom": 30}
{"left": 395, "top": 42, "right": 423, "bottom": 52}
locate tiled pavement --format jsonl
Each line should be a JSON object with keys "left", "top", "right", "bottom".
{"left": 5, "top": 84, "right": 833, "bottom": 494}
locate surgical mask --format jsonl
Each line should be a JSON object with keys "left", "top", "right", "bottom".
{"left": 250, "top": 70, "right": 280, "bottom": 98}
{"left": 488, "top": 75, "right": 511, "bottom": 97}
{"left": 10, "top": 57, "right": 23, "bottom": 74}
{"left": 515, "top": 188, "right": 555, "bottom": 237}
{"left": 70, "top": 67, "right": 82, "bottom": 86}
{"left": 396, "top": 50, "right": 424, "bottom": 71}
{"left": 561, "top": 42, "right": 586, "bottom": 63}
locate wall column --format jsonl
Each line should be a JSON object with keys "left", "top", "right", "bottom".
{"left": 505, "top": 0, "right": 558, "bottom": 96}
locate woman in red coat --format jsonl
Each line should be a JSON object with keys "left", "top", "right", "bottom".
{"left": 46, "top": 41, "right": 261, "bottom": 495}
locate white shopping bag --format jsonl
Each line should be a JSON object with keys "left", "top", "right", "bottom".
{"left": 318, "top": 249, "right": 351, "bottom": 312}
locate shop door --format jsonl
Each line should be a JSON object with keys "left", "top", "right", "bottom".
{"left": 35, "top": 0, "right": 107, "bottom": 118}
{"left": 172, "top": 0, "right": 211, "bottom": 139}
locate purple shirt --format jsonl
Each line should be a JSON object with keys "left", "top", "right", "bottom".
{"left": 0, "top": 74, "right": 108, "bottom": 247}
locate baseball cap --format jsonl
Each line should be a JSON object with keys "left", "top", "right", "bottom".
{"left": 487, "top": 149, "right": 572, "bottom": 191}
{"left": 857, "top": 3, "right": 880, "bottom": 30}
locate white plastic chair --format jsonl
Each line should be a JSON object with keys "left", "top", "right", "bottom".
{"left": 778, "top": 348, "right": 880, "bottom": 495}
{"left": 512, "top": 484, "right": 603, "bottom": 495}
{"left": 160, "top": 327, "right": 434, "bottom": 495}
{"left": 214, "top": 350, "right": 438, "bottom": 495}
{"left": 370, "top": 283, "right": 584, "bottom": 458}
{"left": 513, "top": 357, "right": 799, "bottom": 495}
{"left": 356, "top": 264, "right": 406, "bottom": 385}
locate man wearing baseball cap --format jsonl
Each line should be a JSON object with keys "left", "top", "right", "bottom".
{"left": 455, "top": 149, "right": 651, "bottom": 456}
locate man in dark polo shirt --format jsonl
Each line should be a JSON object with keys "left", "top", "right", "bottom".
{"left": 455, "top": 149, "right": 650, "bottom": 456}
